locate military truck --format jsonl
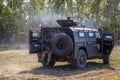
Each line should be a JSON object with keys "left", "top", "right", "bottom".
{"left": 29, "top": 19, "right": 114, "bottom": 69}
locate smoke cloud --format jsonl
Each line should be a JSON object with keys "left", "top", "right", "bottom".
{"left": 30, "top": 13, "right": 62, "bottom": 27}
{"left": 76, "top": 19, "right": 97, "bottom": 28}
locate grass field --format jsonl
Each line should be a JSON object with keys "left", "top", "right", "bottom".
{"left": 0, "top": 44, "right": 120, "bottom": 80}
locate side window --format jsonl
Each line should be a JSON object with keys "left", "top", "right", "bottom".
{"left": 32, "top": 32, "right": 39, "bottom": 38}
{"left": 104, "top": 35, "right": 113, "bottom": 39}
{"left": 88, "top": 32, "right": 94, "bottom": 38}
{"left": 96, "top": 32, "right": 101, "bottom": 38}
{"left": 79, "top": 32, "right": 85, "bottom": 38}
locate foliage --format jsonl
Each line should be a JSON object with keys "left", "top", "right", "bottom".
{"left": 0, "top": 0, "right": 120, "bottom": 44}
{"left": 0, "top": 0, "right": 27, "bottom": 44}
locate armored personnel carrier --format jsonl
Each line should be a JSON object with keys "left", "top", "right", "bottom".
{"left": 29, "top": 19, "right": 114, "bottom": 68}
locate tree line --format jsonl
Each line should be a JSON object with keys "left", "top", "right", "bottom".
{"left": 0, "top": 0, "right": 120, "bottom": 45}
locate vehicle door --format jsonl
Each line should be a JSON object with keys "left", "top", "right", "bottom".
{"left": 29, "top": 30, "right": 44, "bottom": 54}
{"left": 86, "top": 31, "right": 98, "bottom": 57}
{"left": 102, "top": 32, "right": 114, "bottom": 55}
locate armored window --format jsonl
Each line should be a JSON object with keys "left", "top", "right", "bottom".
{"left": 105, "top": 35, "right": 113, "bottom": 39}
{"left": 79, "top": 32, "right": 85, "bottom": 37}
{"left": 96, "top": 32, "right": 101, "bottom": 38}
{"left": 88, "top": 32, "right": 94, "bottom": 38}
{"left": 32, "top": 32, "right": 39, "bottom": 37}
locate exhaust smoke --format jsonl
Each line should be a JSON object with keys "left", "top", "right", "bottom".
{"left": 30, "top": 13, "right": 62, "bottom": 27}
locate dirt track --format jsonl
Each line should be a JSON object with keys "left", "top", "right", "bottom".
{"left": 0, "top": 45, "right": 120, "bottom": 80}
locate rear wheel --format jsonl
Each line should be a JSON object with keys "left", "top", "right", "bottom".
{"left": 42, "top": 54, "right": 55, "bottom": 67}
{"left": 103, "top": 55, "right": 110, "bottom": 64}
{"left": 74, "top": 50, "right": 87, "bottom": 69}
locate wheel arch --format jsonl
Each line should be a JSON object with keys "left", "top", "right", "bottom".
{"left": 79, "top": 47, "right": 88, "bottom": 58}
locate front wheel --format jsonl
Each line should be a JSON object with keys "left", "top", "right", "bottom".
{"left": 74, "top": 50, "right": 87, "bottom": 69}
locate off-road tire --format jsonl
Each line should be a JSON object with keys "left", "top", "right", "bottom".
{"left": 103, "top": 55, "right": 110, "bottom": 64}
{"left": 51, "top": 33, "right": 73, "bottom": 57}
{"left": 74, "top": 50, "right": 87, "bottom": 69}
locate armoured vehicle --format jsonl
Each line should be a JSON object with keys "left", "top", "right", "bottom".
{"left": 29, "top": 19, "right": 114, "bottom": 68}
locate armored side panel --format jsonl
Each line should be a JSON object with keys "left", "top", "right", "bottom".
{"left": 70, "top": 27, "right": 100, "bottom": 59}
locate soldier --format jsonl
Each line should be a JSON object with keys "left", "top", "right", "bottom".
{"left": 40, "top": 47, "right": 52, "bottom": 65}
{"left": 67, "top": 17, "right": 71, "bottom": 20}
